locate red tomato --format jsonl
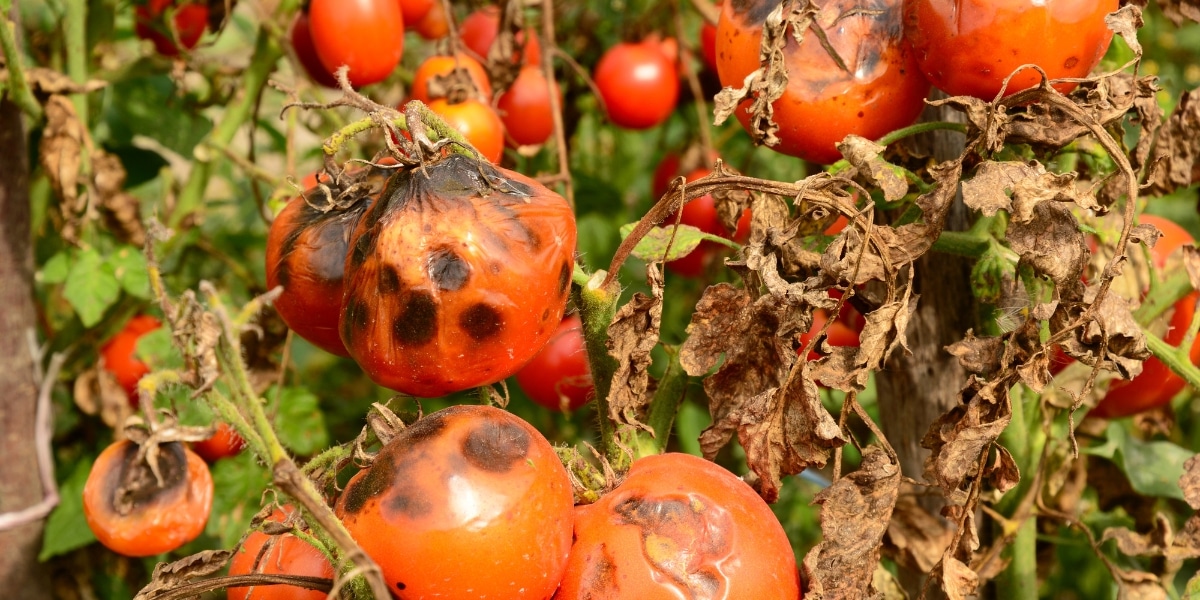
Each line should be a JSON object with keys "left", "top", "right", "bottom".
{"left": 289, "top": 12, "right": 339, "bottom": 88}
{"left": 903, "top": 0, "right": 1118, "bottom": 100}
{"left": 427, "top": 98, "right": 506, "bottom": 164}
{"left": 135, "top": 0, "right": 208, "bottom": 57}
{"left": 340, "top": 154, "right": 576, "bottom": 398}
{"left": 227, "top": 506, "right": 335, "bottom": 600}
{"left": 700, "top": 19, "right": 719, "bottom": 72}
{"left": 308, "top": 0, "right": 404, "bottom": 88}
{"left": 594, "top": 41, "right": 680, "bottom": 130}
{"left": 556, "top": 453, "right": 800, "bottom": 600}
{"left": 398, "top": 0, "right": 434, "bottom": 28}
{"left": 414, "top": 0, "right": 450, "bottom": 39}
{"left": 83, "top": 440, "right": 213, "bottom": 557}
{"left": 335, "top": 405, "right": 574, "bottom": 598}
{"left": 497, "top": 65, "right": 558, "bottom": 146}
{"left": 661, "top": 167, "right": 751, "bottom": 278}
{"left": 100, "top": 315, "right": 162, "bottom": 406}
{"left": 410, "top": 53, "right": 493, "bottom": 104}
{"left": 799, "top": 308, "right": 862, "bottom": 361}
{"left": 515, "top": 315, "right": 594, "bottom": 411}
{"left": 191, "top": 422, "right": 245, "bottom": 462}
{"left": 716, "top": 0, "right": 930, "bottom": 164}
{"left": 459, "top": 5, "right": 542, "bottom": 65}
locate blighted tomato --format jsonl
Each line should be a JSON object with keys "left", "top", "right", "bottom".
{"left": 227, "top": 506, "right": 335, "bottom": 600}
{"left": 410, "top": 53, "right": 493, "bottom": 104}
{"left": 515, "top": 314, "right": 594, "bottom": 411}
{"left": 556, "top": 453, "right": 800, "bottom": 600}
{"left": 904, "top": 0, "right": 1118, "bottom": 100}
{"left": 83, "top": 440, "right": 213, "bottom": 557}
{"left": 100, "top": 314, "right": 162, "bottom": 406}
{"left": 716, "top": 0, "right": 930, "bottom": 164}
{"left": 594, "top": 40, "right": 680, "bottom": 130}
{"left": 340, "top": 154, "right": 577, "bottom": 397}
{"left": 335, "top": 404, "right": 574, "bottom": 598}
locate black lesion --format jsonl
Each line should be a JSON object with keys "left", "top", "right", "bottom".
{"left": 350, "top": 227, "right": 377, "bottom": 268}
{"left": 340, "top": 451, "right": 396, "bottom": 515}
{"left": 428, "top": 248, "right": 470, "bottom": 292}
{"left": 341, "top": 297, "right": 371, "bottom": 345}
{"left": 558, "top": 261, "right": 572, "bottom": 297}
{"left": 461, "top": 417, "right": 531, "bottom": 473}
{"left": 393, "top": 291, "right": 438, "bottom": 346}
{"left": 379, "top": 265, "right": 402, "bottom": 294}
{"left": 111, "top": 442, "right": 188, "bottom": 513}
{"left": 459, "top": 303, "right": 503, "bottom": 341}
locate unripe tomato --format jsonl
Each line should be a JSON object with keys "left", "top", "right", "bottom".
{"left": 308, "top": 0, "right": 404, "bottom": 88}
{"left": 289, "top": 12, "right": 339, "bottom": 88}
{"left": 515, "top": 314, "right": 594, "bottom": 411}
{"left": 594, "top": 41, "right": 680, "bottom": 130}
{"left": 227, "top": 506, "right": 335, "bottom": 600}
{"left": 410, "top": 53, "right": 493, "bottom": 104}
{"left": 135, "top": 0, "right": 208, "bottom": 57}
{"left": 427, "top": 98, "right": 506, "bottom": 164}
{"left": 716, "top": 0, "right": 930, "bottom": 164}
{"left": 100, "top": 315, "right": 162, "bottom": 406}
{"left": 903, "top": 0, "right": 1118, "bottom": 100}
{"left": 497, "top": 65, "right": 558, "bottom": 146}
{"left": 336, "top": 405, "right": 574, "bottom": 598}
{"left": 556, "top": 453, "right": 801, "bottom": 600}
{"left": 414, "top": 0, "right": 450, "bottom": 39}
{"left": 340, "top": 154, "right": 577, "bottom": 398}
{"left": 661, "top": 167, "right": 751, "bottom": 278}
{"left": 459, "top": 5, "right": 542, "bottom": 65}
{"left": 398, "top": 0, "right": 435, "bottom": 29}
{"left": 83, "top": 440, "right": 213, "bottom": 557}
{"left": 192, "top": 422, "right": 245, "bottom": 462}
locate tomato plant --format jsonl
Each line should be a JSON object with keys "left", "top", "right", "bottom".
{"left": 134, "top": 0, "right": 208, "bottom": 57}
{"left": 289, "top": 12, "right": 339, "bottom": 88}
{"left": 515, "top": 314, "right": 594, "bottom": 411}
{"left": 459, "top": 5, "right": 543, "bottom": 65}
{"left": 410, "top": 53, "right": 493, "bottom": 104}
{"left": 594, "top": 40, "right": 680, "bottom": 130}
{"left": 903, "top": 0, "right": 1118, "bottom": 99}
{"left": 426, "top": 99, "right": 506, "bottom": 163}
{"left": 497, "top": 65, "right": 558, "bottom": 146}
{"left": 100, "top": 315, "right": 161, "bottom": 406}
{"left": 308, "top": 0, "right": 404, "bottom": 87}
{"left": 556, "top": 453, "right": 800, "bottom": 599}
{"left": 83, "top": 440, "right": 213, "bottom": 557}
{"left": 335, "top": 404, "right": 574, "bottom": 598}
{"left": 191, "top": 422, "right": 245, "bottom": 462}
{"left": 716, "top": 0, "right": 930, "bottom": 163}
{"left": 226, "top": 506, "right": 334, "bottom": 600}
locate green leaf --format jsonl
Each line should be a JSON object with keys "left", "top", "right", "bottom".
{"left": 207, "top": 452, "right": 272, "bottom": 548}
{"left": 63, "top": 248, "right": 121, "bottom": 327}
{"left": 1084, "top": 422, "right": 1191, "bottom": 501}
{"left": 103, "top": 74, "right": 213, "bottom": 157}
{"left": 134, "top": 327, "right": 184, "bottom": 372}
{"left": 618, "top": 222, "right": 712, "bottom": 263}
{"left": 39, "top": 459, "right": 97, "bottom": 561}
{"left": 106, "top": 247, "right": 150, "bottom": 299}
{"left": 272, "top": 387, "right": 329, "bottom": 457}
{"left": 40, "top": 250, "right": 71, "bottom": 284}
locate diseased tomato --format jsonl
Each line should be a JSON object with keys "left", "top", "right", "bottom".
{"left": 308, "top": 0, "right": 404, "bottom": 88}
{"left": 497, "top": 65, "right": 558, "bottom": 146}
{"left": 398, "top": 0, "right": 434, "bottom": 28}
{"left": 413, "top": 0, "right": 449, "bottom": 39}
{"left": 83, "top": 439, "right": 213, "bottom": 557}
{"left": 427, "top": 98, "right": 506, "bottom": 164}
{"left": 459, "top": 5, "right": 542, "bottom": 65}
{"left": 339, "top": 154, "right": 577, "bottom": 398}
{"left": 515, "top": 314, "right": 594, "bottom": 411}
{"left": 335, "top": 405, "right": 574, "bottom": 598}
{"left": 410, "top": 53, "right": 493, "bottom": 104}
{"left": 659, "top": 166, "right": 751, "bottom": 278}
{"left": 903, "top": 0, "right": 1118, "bottom": 100}
{"left": 289, "top": 12, "right": 339, "bottom": 88}
{"left": 192, "top": 422, "right": 245, "bottom": 462}
{"left": 100, "top": 315, "right": 162, "bottom": 406}
{"left": 594, "top": 40, "right": 680, "bottom": 130}
{"left": 716, "top": 0, "right": 930, "bottom": 164}
{"left": 556, "top": 453, "right": 800, "bottom": 600}
{"left": 135, "top": 0, "right": 209, "bottom": 57}
{"left": 227, "top": 506, "right": 335, "bottom": 600}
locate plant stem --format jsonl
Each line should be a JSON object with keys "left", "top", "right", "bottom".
{"left": 0, "top": 0, "right": 42, "bottom": 120}
{"left": 644, "top": 346, "right": 688, "bottom": 455}
{"left": 64, "top": 0, "right": 88, "bottom": 130}
{"left": 997, "top": 386, "right": 1040, "bottom": 600}
{"left": 573, "top": 270, "right": 627, "bottom": 470}
{"left": 931, "top": 230, "right": 991, "bottom": 258}
{"left": 1133, "top": 270, "right": 1191, "bottom": 324}
{"left": 1145, "top": 329, "right": 1200, "bottom": 390}
{"left": 875, "top": 120, "right": 968, "bottom": 147}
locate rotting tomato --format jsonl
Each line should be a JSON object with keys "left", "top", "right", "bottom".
{"left": 414, "top": 0, "right": 449, "bottom": 39}
{"left": 339, "top": 153, "right": 577, "bottom": 398}
{"left": 515, "top": 314, "right": 594, "bottom": 411}
{"left": 903, "top": 0, "right": 1118, "bottom": 100}
{"left": 497, "top": 65, "right": 558, "bottom": 147}
{"left": 427, "top": 98, "right": 506, "bottom": 164}
{"left": 594, "top": 40, "right": 680, "bottom": 130}
{"left": 289, "top": 12, "right": 339, "bottom": 88}
{"left": 135, "top": 0, "right": 209, "bottom": 57}
{"left": 335, "top": 404, "right": 574, "bottom": 598}
{"left": 100, "top": 315, "right": 162, "bottom": 406}
{"left": 410, "top": 53, "right": 493, "bottom": 104}
{"left": 716, "top": 0, "right": 930, "bottom": 164}
{"left": 556, "top": 452, "right": 801, "bottom": 600}
{"left": 227, "top": 506, "right": 335, "bottom": 600}
{"left": 83, "top": 439, "right": 213, "bottom": 557}
{"left": 308, "top": 0, "right": 404, "bottom": 88}
{"left": 659, "top": 166, "right": 751, "bottom": 278}
{"left": 192, "top": 422, "right": 245, "bottom": 462}
{"left": 459, "top": 5, "right": 542, "bottom": 65}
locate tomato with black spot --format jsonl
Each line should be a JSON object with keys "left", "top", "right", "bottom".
{"left": 227, "top": 505, "right": 335, "bottom": 600}
{"left": 339, "top": 153, "right": 577, "bottom": 398}
{"left": 556, "top": 452, "right": 800, "bottom": 599}
{"left": 335, "top": 404, "right": 574, "bottom": 598}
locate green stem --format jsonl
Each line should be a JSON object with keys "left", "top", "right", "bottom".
{"left": 205, "top": 387, "right": 268, "bottom": 463}
{"left": 875, "top": 120, "right": 968, "bottom": 147}
{"left": 1133, "top": 270, "right": 1192, "bottom": 325}
{"left": 64, "top": 0, "right": 88, "bottom": 133}
{"left": 1145, "top": 329, "right": 1200, "bottom": 391}
{"left": 931, "top": 230, "right": 992, "bottom": 258}
{"left": 0, "top": 0, "right": 42, "bottom": 120}
{"left": 996, "top": 386, "right": 1041, "bottom": 600}
{"left": 573, "top": 270, "right": 627, "bottom": 471}
{"left": 644, "top": 346, "right": 688, "bottom": 455}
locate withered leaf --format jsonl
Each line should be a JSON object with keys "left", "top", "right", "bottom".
{"left": 605, "top": 264, "right": 664, "bottom": 430}
{"left": 922, "top": 377, "right": 1013, "bottom": 495}
{"left": 133, "top": 549, "right": 233, "bottom": 600}
{"left": 940, "top": 556, "right": 981, "bottom": 600}
{"left": 1157, "top": 0, "right": 1200, "bottom": 26}
{"left": 1182, "top": 455, "right": 1200, "bottom": 510}
{"left": 987, "top": 443, "right": 1021, "bottom": 494}
{"left": 1182, "top": 246, "right": 1200, "bottom": 292}
{"left": 73, "top": 365, "right": 135, "bottom": 430}
{"left": 928, "top": 94, "right": 1012, "bottom": 156}
{"left": 1147, "top": 87, "right": 1200, "bottom": 195}
{"left": 1054, "top": 284, "right": 1150, "bottom": 381}
{"left": 837, "top": 135, "right": 908, "bottom": 202}
{"left": 916, "top": 158, "right": 965, "bottom": 231}
{"left": 1107, "top": 4, "right": 1145, "bottom": 57}
{"left": 679, "top": 283, "right": 757, "bottom": 378}
{"left": 883, "top": 488, "right": 954, "bottom": 573}
{"left": 40, "top": 95, "right": 86, "bottom": 210}
{"left": 857, "top": 295, "right": 917, "bottom": 374}
{"left": 946, "top": 331, "right": 1005, "bottom": 376}
{"left": 2, "top": 67, "right": 107, "bottom": 95}
{"left": 1007, "top": 202, "right": 1089, "bottom": 300}
{"left": 965, "top": 161, "right": 1101, "bottom": 222}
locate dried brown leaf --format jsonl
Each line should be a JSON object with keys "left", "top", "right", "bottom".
{"left": 987, "top": 444, "right": 1021, "bottom": 494}
{"left": 1157, "top": 0, "right": 1200, "bottom": 25}
{"left": 133, "top": 549, "right": 233, "bottom": 600}
{"left": 837, "top": 135, "right": 908, "bottom": 202}
{"left": 1147, "top": 87, "right": 1200, "bottom": 195}
{"left": 922, "top": 378, "right": 1013, "bottom": 496}
{"left": 1107, "top": 4, "right": 1145, "bottom": 57}
{"left": 73, "top": 365, "right": 135, "bottom": 429}
{"left": 1182, "top": 455, "right": 1200, "bottom": 510}
{"left": 2, "top": 67, "right": 108, "bottom": 95}
{"left": 1182, "top": 247, "right": 1200, "bottom": 292}
{"left": 857, "top": 296, "right": 917, "bottom": 374}
{"left": 40, "top": 95, "right": 86, "bottom": 211}
{"left": 1052, "top": 284, "right": 1150, "bottom": 381}
{"left": 962, "top": 161, "right": 1100, "bottom": 221}
{"left": 883, "top": 489, "right": 953, "bottom": 573}
{"left": 946, "top": 331, "right": 1004, "bottom": 377}
{"left": 940, "top": 556, "right": 981, "bottom": 600}
{"left": 1007, "top": 202, "right": 1089, "bottom": 301}
{"left": 605, "top": 264, "right": 664, "bottom": 430}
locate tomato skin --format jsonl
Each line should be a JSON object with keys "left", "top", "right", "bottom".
{"left": 398, "top": 0, "right": 435, "bottom": 28}
{"left": 83, "top": 440, "right": 213, "bottom": 557}
{"left": 497, "top": 65, "right": 558, "bottom": 147}
{"left": 289, "top": 12, "right": 339, "bottom": 88}
{"left": 459, "top": 5, "right": 542, "bottom": 65}
{"left": 411, "top": 53, "right": 493, "bottom": 104}
{"left": 100, "top": 315, "right": 162, "bottom": 406}
{"left": 135, "top": 0, "right": 208, "bottom": 57}
{"left": 903, "top": 0, "right": 1118, "bottom": 100}
{"left": 716, "top": 0, "right": 930, "bottom": 164}
{"left": 414, "top": 0, "right": 450, "bottom": 39}
{"left": 335, "top": 405, "right": 574, "bottom": 599}
{"left": 660, "top": 166, "right": 751, "bottom": 278}
{"left": 700, "top": 20, "right": 719, "bottom": 72}
{"left": 515, "top": 315, "right": 594, "bottom": 411}
{"left": 556, "top": 453, "right": 800, "bottom": 600}
{"left": 594, "top": 41, "right": 680, "bottom": 130}
{"left": 799, "top": 308, "right": 862, "bottom": 361}
{"left": 192, "top": 422, "right": 245, "bottom": 462}
{"left": 427, "top": 98, "right": 506, "bottom": 164}
{"left": 308, "top": 0, "right": 404, "bottom": 88}
{"left": 339, "top": 154, "right": 577, "bottom": 398}
{"left": 227, "top": 506, "right": 334, "bottom": 600}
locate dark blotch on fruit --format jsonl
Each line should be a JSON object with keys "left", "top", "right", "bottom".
{"left": 462, "top": 417, "right": 530, "bottom": 473}
{"left": 428, "top": 248, "right": 470, "bottom": 291}
{"left": 732, "top": 0, "right": 776, "bottom": 27}
{"left": 311, "top": 222, "right": 351, "bottom": 282}
{"left": 351, "top": 228, "right": 376, "bottom": 268}
{"left": 379, "top": 266, "right": 402, "bottom": 294}
{"left": 385, "top": 488, "right": 433, "bottom": 519}
{"left": 340, "top": 451, "right": 396, "bottom": 515}
{"left": 109, "top": 441, "right": 188, "bottom": 513}
{"left": 1063, "top": 56, "right": 1079, "bottom": 69}
{"left": 342, "top": 297, "right": 371, "bottom": 342}
{"left": 580, "top": 543, "right": 619, "bottom": 596}
{"left": 459, "top": 303, "right": 503, "bottom": 341}
{"left": 396, "top": 582, "right": 407, "bottom": 591}
{"left": 393, "top": 292, "right": 438, "bottom": 346}
{"left": 558, "top": 261, "right": 571, "bottom": 297}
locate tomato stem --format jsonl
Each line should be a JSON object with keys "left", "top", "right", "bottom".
{"left": 1144, "top": 328, "right": 1200, "bottom": 393}
{"left": 0, "top": 0, "right": 42, "bottom": 120}
{"left": 643, "top": 346, "right": 688, "bottom": 455}
{"left": 573, "top": 270, "right": 630, "bottom": 471}
{"left": 996, "top": 385, "right": 1043, "bottom": 600}
{"left": 1134, "top": 270, "right": 1192, "bottom": 324}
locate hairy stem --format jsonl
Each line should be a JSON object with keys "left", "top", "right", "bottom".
{"left": 0, "top": 1, "right": 42, "bottom": 120}
{"left": 573, "top": 270, "right": 626, "bottom": 470}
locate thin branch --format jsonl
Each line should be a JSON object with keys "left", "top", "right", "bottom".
{"left": 0, "top": 1, "right": 43, "bottom": 120}
{"left": 0, "top": 348, "right": 65, "bottom": 531}
{"left": 541, "top": 0, "right": 574, "bottom": 208}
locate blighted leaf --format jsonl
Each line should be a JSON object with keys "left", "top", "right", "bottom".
{"left": 40, "top": 95, "right": 85, "bottom": 210}
{"left": 837, "top": 135, "right": 908, "bottom": 202}
{"left": 605, "top": 264, "right": 664, "bottom": 430}
{"left": 133, "top": 550, "right": 233, "bottom": 600}
{"left": 1007, "top": 202, "right": 1089, "bottom": 301}
{"left": 1052, "top": 285, "right": 1149, "bottom": 381}
{"left": 987, "top": 444, "right": 1021, "bottom": 494}
{"left": 940, "top": 556, "right": 981, "bottom": 600}
{"left": 93, "top": 151, "right": 147, "bottom": 246}
{"left": 1107, "top": 4, "right": 1145, "bottom": 57}
{"left": 618, "top": 222, "right": 708, "bottom": 263}
{"left": 857, "top": 295, "right": 917, "bottom": 374}
{"left": 1182, "top": 455, "right": 1200, "bottom": 510}
{"left": 679, "top": 283, "right": 757, "bottom": 378}
{"left": 922, "top": 377, "right": 1012, "bottom": 496}
{"left": 5, "top": 67, "right": 107, "bottom": 95}
{"left": 73, "top": 365, "right": 134, "bottom": 428}
{"left": 1183, "top": 246, "right": 1200, "bottom": 292}
{"left": 947, "top": 331, "right": 1004, "bottom": 376}
{"left": 916, "top": 158, "right": 965, "bottom": 231}
{"left": 962, "top": 161, "right": 1100, "bottom": 222}
{"left": 1147, "top": 87, "right": 1200, "bottom": 195}
{"left": 883, "top": 488, "right": 954, "bottom": 573}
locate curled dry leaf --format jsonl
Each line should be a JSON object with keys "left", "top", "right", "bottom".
{"left": 73, "top": 365, "right": 136, "bottom": 430}
{"left": 1, "top": 67, "right": 107, "bottom": 95}
{"left": 921, "top": 377, "right": 1013, "bottom": 500}
{"left": 961, "top": 160, "right": 1101, "bottom": 222}
{"left": 1007, "top": 202, "right": 1089, "bottom": 302}
{"left": 1182, "top": 455, "right": 1200, "bottom": 510}
{"left": 836, "top": 135, "right": 908, "bottom": 202}
{"left": 1051, "top": 284, "right": 1150, "bottom": 381}
{"left": 132, "top": 549, "right": 233, "bottom": 600}
{"left": 939, "top": 556, "right": 981, "bottom": 600}
{"left": 946, "top": 331, "right": 1005, "bottom": 377}
{"left": 1146, "top": 87, "right": 1200, "bottom": 195}
{"left": 93, "top": 150, "right": 147, "bottom": 246}
{"left": 604, "top": 264, "right": 664, "bottom": 431}
{"left": 883, "top": 488, "right": 954, "bottom": 573}
{"left": 40, "top": 95, "right": 86, "bottom": 212}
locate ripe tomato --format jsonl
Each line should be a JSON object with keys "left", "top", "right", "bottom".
{"left": 427, "top": 98, "right": 506, "bottom": 164}
{"left": 135, "top": 0, "right": 208, "bottom": 57}
{"left": 413, "top": 0, "right": 449, "bottom": 39}
{"left": 339, "top": 154, "right": 576, "bottom": 398}
{"left": 556, "top": 453, "right": 800, "bottom": 599}
{"left": 799, "top": 308, "right": 862, "bottom": 361}
{"left": 83, "top": 439, "right": 213, "bottom": 557}
{"left": 659, "top": 166, "right": 751, "bottom": 278}
{"left": 700, "top": 19, "right": 719, "bottom": 73}
{"left": 335, "top": 405, "right": 574, "bottom": 598}
{"left": 398, "top": 0, "right": 434, "bottom": 28}
{"left": 716, "top": 0, "right": 930, "bottom": 164}
{"left": 903, "top": 0, "right": 1118, "bottom": 100}
{"left": 289, "top": 12, "right": 339, "bottom": 88}
{"left": 515, "top": 314, "right": 594, "bottom": 411}
{"left": 227, "top": 506, "right": 335, "bottom": 600}
{"left": 100, "top": 315, "right": 162, "bottom": 406}
{"left": 192, "top": 422, "right": 245, "bottom": 462}
{"left": 308, "top": 0, "right": 404, "bottom": 88}
{"left": 459, "top": 5, "right": 542, "bottom": 65}
{"left": 410, "top": 53, "right": 493, "bottom": 104}
{"left": 1093, "top": 215, "right": 1200, "bottom": 418}
{"left": 497, "top": 65, "right": 558, "bottom": 146}
{"left": 594, "top": 41, "right": 680, "bottom": 130}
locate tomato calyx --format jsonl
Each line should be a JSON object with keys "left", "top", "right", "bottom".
{"left": 117, "top": 415, "right": 214, "bottom": 511}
